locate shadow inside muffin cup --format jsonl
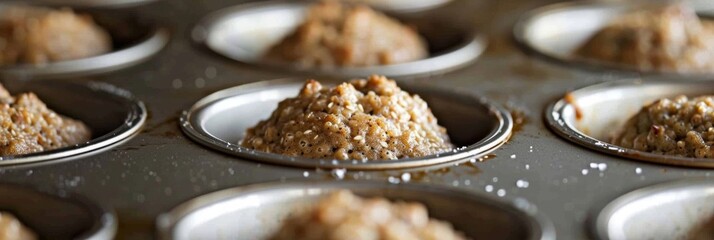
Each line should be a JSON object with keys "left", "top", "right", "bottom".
{"left": 0, "top": 80, "right": 146, "bottom": 166}
{"left": 546, "top": 79, "right": 714, "bottom": 168}
{"left": 157, "top": 181, "right": 555, "bottom": 240}
{"left": 0, "top": 3, "right": 170, "bottom": 80}
{"left": 592, "top": 179, "right": 714, "bottom": 240}
{"left": 180, "top": 78, "right": 512, "bottom": 170}
{"left": 513, "top": 1, "right": 714, "bottom": 77}
{"left": 0, "top": 183, "right": 116, "bottom": 240}
{"left": 192, "top": 0, "right": 485, "bottom": 78}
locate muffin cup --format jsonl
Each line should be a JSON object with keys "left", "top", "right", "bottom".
{"left": 179, "top": 78, "right": 512, "bottom": 170}
{"left": 0, "top": 80, "right": 146, "bottom": 166}
{"left": 513, "top": 1, "right": 714, "bottom": 77}
{"left": 546, "top": 79, "right": 714, "bottom": 168}
{"left": 191, "top": 1, "right": 486, "bottom": 78}
{"left": 157, "top": 181, "right": 555, "bottom": 240}
{"left": 0, "top": 183, "right": 116, "bottom": 240}
{"left": 0, "top": 3, "right": 170, "bottom": 80}
{"left": 593, "top": 179, "right": 714, "bottom": 240}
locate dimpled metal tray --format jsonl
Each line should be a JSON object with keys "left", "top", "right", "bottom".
{"left": 593, "top": 179, "right": 714, "bottom": 240}
{"left": 0, "top": 3, "right": 170, "bottom": 80}
{"left": 192, "top": 1, "right": 486, "bottom": 78}
{"left": 547, "top": 79, "right": 714, "bottom": 168}
{"left": 1, "top": 0, "right": 714, "bottom": 239}
{"left": 0, "top": 183, "right": 116, "bottom": 240}
{"left": 0, "top": 80, "right": 146, "bottom": 166}
{"left": 179, "top": 78, "right": 512, "bottom": 170}
{"left": 157, "top": 181, "right": 555, "bottom": 240}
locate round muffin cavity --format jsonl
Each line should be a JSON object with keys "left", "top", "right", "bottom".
{"left": 0, "top": 6, "right": 112, "bottom": 65}
{"left": 269, "top": 190, "right": 467, "bottom": 240}
{"left": 265, "top": 0, "right": 428, "bottom": 68}
{"left": 0, "top": 83, "right": 91, "bottom": 157}
{"left": 574, "top": 3, "right": 714, "bottom": 73}
{"left": 241, "top": 75, "right": 453, "bottom": 161}
{"left": 612, "top": 95, "right": 714, "bottom": 158}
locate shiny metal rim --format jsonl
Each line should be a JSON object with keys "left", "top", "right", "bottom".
{"left": 156, "top": 180, "right": 556, "bottom": 240}
{"left": 193, "top": 1, "right": 487, "bottom": 78}
{"left": 179, "top": 78, "right": 513, "bottom": 170}
{"left": 592, "top": 179, "right": 712, "bottom": 240}
{"left": 513, "top": 1, "right": 714, "bottom": 78}
{"left": 545, "top": 79, "right": 714, "bottom": 168}
{"left": 0, "top": 82, "right": 147, "bottom": 166}
{"left": 0, "top": 28, "right": 170, "bottom": 79}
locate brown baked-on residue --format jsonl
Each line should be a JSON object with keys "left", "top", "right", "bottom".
{"left": 269, "top": 190, "right": 469, "bottom": 240}
{"left": 241, "top": 75, "right": 453, "bottom": 161}
{"left": 265, "top": 0, "right": 428, "bottom": 68}
{"left": 574, "top": 3, "right": 714, "bottom": 73}
{"left": 612, "top": 95, "right": 714, "bottom": 158}
{"left": 0, "top": 6, "right": 112, "bottom": 65}
{"left": 0, "top": 84, "right": 91, "bottom": 157}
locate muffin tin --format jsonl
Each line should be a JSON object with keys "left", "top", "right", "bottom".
{"left": 192, "top": 1, "right": 486, "bottom": 78}
{"left": 1, "top": 0, "right": 714, "bottom": 239}
{"left": 0, "top": 80, "right": 146, "bottom": 166}
{"left": 179, "top": 78, "right": 512, "bottom": 170}
{"left": 546, "top": 79, "right": 714, "bottom": 168}
{"left": 157, "top": 181, "right": 555, "bottom": 240}
{"left": 0, "top": 3, "right": 170, "bottom": 80}
{"left": 0, "top": 183, "right": 116, "bottom": 239}
{"left": 593, "top": 179, "right": 714, "bottom": 240}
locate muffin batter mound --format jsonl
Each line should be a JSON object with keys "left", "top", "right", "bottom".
{"left": 613, "top": 95, "right": 714, "bottom": 158}
{"left": 269, "top": 190, "right": 468, "bottom": 240}
{"left": 242, "top": 75, "right": 452, "bottom": 160}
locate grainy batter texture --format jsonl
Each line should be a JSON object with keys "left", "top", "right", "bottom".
{"left": 242, "top": 75, "right": 452, "bottom": 160}
{"left": 0, "top": 84, "right": 91, "bottom": 156}
{"left": 575, "top": 3, "right": 714, "bottom": 73}
{"left": 0, "top": 6, "right": 111, "bottom": 65}
{"left": 613, "top": 95, "right": 714, "bottom": 158}
{"left": 269, "top": 190, "right": 468, "bottom": 240}
{"left": 0, "top": 212, "right": 36, "bottom": 240}
{"left": 265, "top": 0, "right": 427, "bottom": 68}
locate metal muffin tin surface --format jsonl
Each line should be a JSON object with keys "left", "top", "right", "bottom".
{"left": 594, "top": 179, "right": 714, "bottom": 240}
{"left": 192, "top": 1, "right": 486, "bottom": 78}
{"left": 180, "top": 78, "right": 512, "bottom": 170}
{"left": 4, "top": 0, "right": 714, "bottom": 239}
{"left": 0, "top": 3, "right": 170, "bottom": 80}
{"left": 0, "top": 80, "right": 146, "bottom": 166}
{"left": 157, "top": 181, "right": 555, "bottom": 240}
{"left": 546, "top": 79, "right": 714, "bottom": 168}
{"left": 513, "top": 1, "right": 714, "bottom": 76}
{"left": 0, "top": 183, "right": 116, "bottom": 240}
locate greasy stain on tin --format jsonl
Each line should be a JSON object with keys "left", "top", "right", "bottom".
{"left": 564, "top": 92, "right": 583, "bottom": 120}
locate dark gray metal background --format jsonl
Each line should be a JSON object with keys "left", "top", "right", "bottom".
{"left": 0, "top": 0, "right": 707, "bottom": 239}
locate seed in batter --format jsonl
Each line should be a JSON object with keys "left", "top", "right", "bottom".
{"left": 241, "top": 75, "right": 453, "bottom": 160}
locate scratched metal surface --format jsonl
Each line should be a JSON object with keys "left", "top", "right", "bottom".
{"left": 0, "top": 0, "right": 709, "bottom": 239}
